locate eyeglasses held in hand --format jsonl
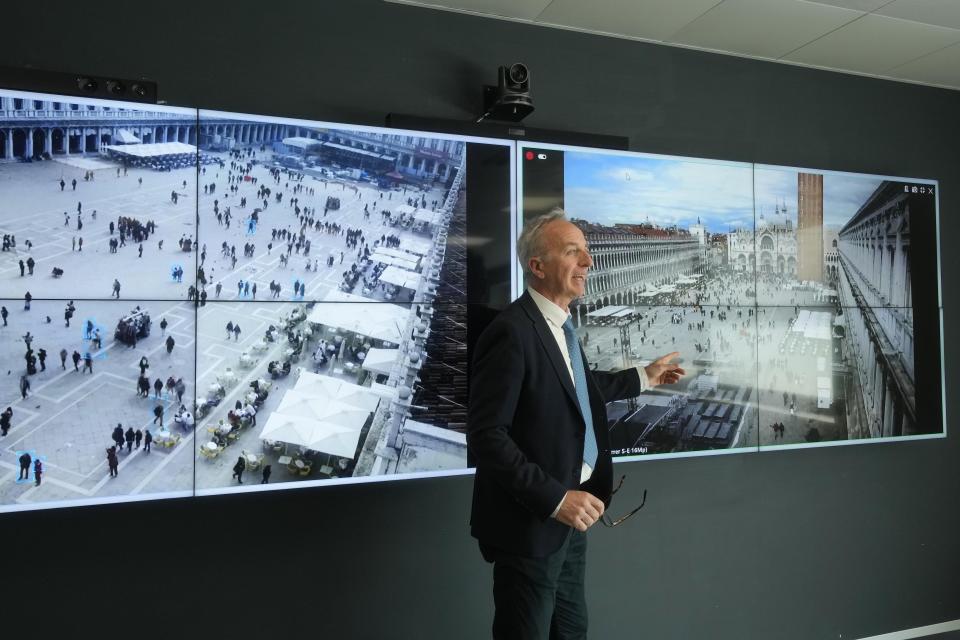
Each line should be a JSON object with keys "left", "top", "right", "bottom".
{"left": 600, "top": 475, "right": 647, "bottom": 528}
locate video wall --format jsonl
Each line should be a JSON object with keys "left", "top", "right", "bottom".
{"left": 0, "top": 85, "right": 943, "bottom": 513}
{"left": 519, "top": 143, "right": 944, "bottom": 461}
{"left": 0, "top": 88, "right": 513, "bottom": 512}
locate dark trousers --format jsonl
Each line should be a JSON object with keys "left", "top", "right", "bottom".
{"left": 484, "top": 529, "right": 588, "bottom": 640}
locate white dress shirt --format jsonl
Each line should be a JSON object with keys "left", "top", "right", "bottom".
{"left": 526, "top": 287, "right": 651, "bottom": 518}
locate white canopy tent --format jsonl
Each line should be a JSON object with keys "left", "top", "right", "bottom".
{"left": 379, "top": 265, "right": 422, "bottom": 290}
{"left": 308, "top": 290, "right": 409, "bottom": 344}
{"left": 282, "top": 136, "right": 321, "bottom": 151}
{"left": 360, "top": 347, "right": 401, "bottom": 376}
{"left": 322, "top": 141, "right": 394, "bottom": 161}
{"left": 587, "top": 305, "right": 629, "bottom": 317}
{"left": 292, "top": 372, "right": 383, "bottom": 412}
{"left": 273, "top": 392, "right": 370, "bottom": 427}
{"left": 370, "top": 249, "right": 420, "bottom": 270}
{"left": 103, "top": 142, "right": 198, "bottom": 158}
{"left": 258, "top": 412, "right": 363, "bottom": 459}
{"left": 113, "top": 129, "right": 141, "bottom": 144}
{"left": 397, "top": 236, "right": 432, "bottom": 256}
{"left": 413, "top": 209, "right": 442, "bottom": 226}
{"left": 791, "top": 310, "right": 833, "bottom": 341}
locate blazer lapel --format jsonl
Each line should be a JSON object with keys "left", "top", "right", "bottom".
{"left": 519, "top": 293, "right": 581, "bottom": 418}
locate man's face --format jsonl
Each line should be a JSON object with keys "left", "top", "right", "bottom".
{"left": 530, "top": 219, "right": 593, "bottom": 307}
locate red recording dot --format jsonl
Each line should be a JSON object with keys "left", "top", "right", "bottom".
{"left": 525, "top": 151, "right": 534, "bottom": 161}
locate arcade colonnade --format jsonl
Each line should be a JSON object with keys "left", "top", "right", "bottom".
{"left": 835, "top": 184, "right": 916, "bottom": 439}
{"left": 0, "top": 97, "right": 315, "bottom": 160}
{"left": 575, "top": 233, "right": 702, "bottom": 322}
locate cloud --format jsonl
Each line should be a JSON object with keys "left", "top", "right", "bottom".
{"left": 555, "top": 151, "right": 888, "bottom": 235}
{"left": 563, "top": 152, "right": 753, "bottom": 232}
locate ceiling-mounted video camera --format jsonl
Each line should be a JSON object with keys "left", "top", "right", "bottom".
{"left": 477, "top": 63, "right": 534, "bottom": 123}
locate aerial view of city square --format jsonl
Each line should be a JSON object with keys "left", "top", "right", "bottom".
{"left": 521, "top": 145, "right": 943, "bottom": 460}
{"left": 0, "top": 90, "right": 478, "bottom": 509}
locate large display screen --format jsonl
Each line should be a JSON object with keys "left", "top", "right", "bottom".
{"left": 0, "top": 83, "right": 944, "bottom": 513}
{"left": 0, "top": 88, "right": 513, "bottom": 511}
{"left": 518, "top": 143, "right": 944, "bottom": 461}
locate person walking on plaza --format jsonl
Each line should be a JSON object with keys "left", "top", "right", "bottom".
{"left": 232, "top": 323, "right": 241, "bottom": 341}
{"left": 153, "top": 404, "right": 163, "bottom": 426}
{"left": 19, "top": 375, "right": 30, "bottom": 400}
{"left": 1, "top": 306, "right": 7, "bottom": 326}
{"left": 72, "top": 350, "right": 81, "bottom": 371}
{"left": 125, "top": 427, "right": 135, "bottom": 453}
{"left": 153, "top": 378, "right": 163, "bottom": 399}
{"left": 232, "top": 456, "right": 245, "bottom": 483}
{"left": 261, "top": 465, "right": 272, "bottom": 484}
{"left": 33, "top": 458, "right": 42, "bottom": 486}
{"left": 139, "top": 356, "right": 149, "bottom": 376}
{"left": 18, "top": 452, "right": 31, "bottom": 480}
{"left": 0, "top": 407, "right": 12, "bottom": 436}
{"left": 82, "top": 352, "right": 93, "bottom": 374}
{"left": 112, "top": 279, "right": 121, "bottom": 299}
{"left": 468, "top": 209, "right": 685, "bottom": 639}
{"left": 226, "top": 321, "right": 234, "bottom": 340}
{"left": 144, "top": 429, "right": 152, "bottom": 453}
{"left": 24, "top": 291, "right": 31, "bottom": 311}
{"left": 106, "top": 446, "right": 119, "bottom": 477}
{"left": 159, "top": 317, "right": 167, "bottom": 336}
{"left": 165, "top": 335, "right": 175, "bottom": 354}
{"left": 112, "top": 424, "right": 124, "bottom": 450}
{"left": 37, "top": 348, "right": 46, "bottom": 372}
{"left": 135, "top": 429, "right": 143, "bottom": 450}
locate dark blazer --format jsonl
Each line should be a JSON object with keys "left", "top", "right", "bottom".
{"left": 468, "top": 291, "right": 643, "bottom": 558}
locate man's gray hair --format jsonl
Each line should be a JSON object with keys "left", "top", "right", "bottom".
{"left": 517, "top": 208, "right": 567, "bottom": 282}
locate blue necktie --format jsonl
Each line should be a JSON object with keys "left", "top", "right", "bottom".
{"left": 562, "top": 318, "right": 597, "bottom": 470}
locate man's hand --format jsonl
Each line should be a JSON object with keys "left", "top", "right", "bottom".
{"left": 555, "top": 490, "right": 605, "bottom": 531}
{"left": 645, "top": 351, "right": 686, "bottom": 387}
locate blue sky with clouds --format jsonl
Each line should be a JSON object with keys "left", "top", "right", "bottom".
{"left": 561, "top": 150, "right": 883, "bottom": 233}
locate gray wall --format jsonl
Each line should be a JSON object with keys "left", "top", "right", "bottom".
{"left": 2, "top": 2, "right": 957, "bottom": 638}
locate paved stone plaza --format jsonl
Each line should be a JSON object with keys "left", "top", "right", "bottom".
{"left": 574, "top": 269, "right": 850, "bottom": 456}
{"left": 0, "top": 125, "right": 460, "bottom": 507}
{"left": 0, "top": 299, "right": 195, "bottom": 506}
{"left": 0, "top": 158, "right": 198, "bottom": 300}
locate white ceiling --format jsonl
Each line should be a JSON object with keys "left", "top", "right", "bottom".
{"left": 385, "top": 0, "right": 960, "bottom": 90}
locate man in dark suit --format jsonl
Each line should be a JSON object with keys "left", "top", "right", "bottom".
{"left": 468, "top": 209, "right": 684, "bottom": 639}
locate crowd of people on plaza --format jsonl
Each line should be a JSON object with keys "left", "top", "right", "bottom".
{"left": 0, "top": 139, "right": 453, "bottom": 498}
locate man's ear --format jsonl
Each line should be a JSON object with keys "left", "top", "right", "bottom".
{"left": 529, "top": 257, "right": 545, "bottom": 279}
